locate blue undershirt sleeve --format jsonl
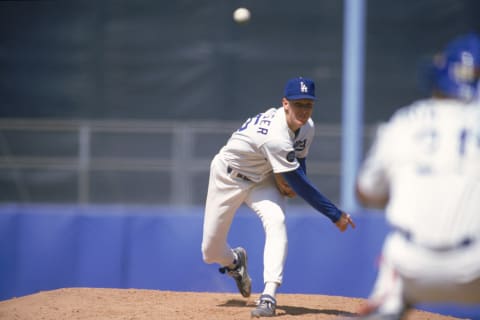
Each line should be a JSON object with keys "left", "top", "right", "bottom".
{"left": 297, "top": 157, "right": 306, "bottom": 174}
{"left": 282, "top": 167, "right": 342, "bottom": 223}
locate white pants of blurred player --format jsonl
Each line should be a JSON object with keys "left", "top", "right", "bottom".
{"left": 201, "top": 153, "right": 287, "bottom": 285}
{"left": 368, "top": 232, "right": 480, "bottom": 315}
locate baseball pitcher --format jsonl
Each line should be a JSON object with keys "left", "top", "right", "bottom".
{"left": 201, "top": 77, "right": 355, "bottom": 318}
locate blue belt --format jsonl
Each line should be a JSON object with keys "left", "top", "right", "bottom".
{"left": 397, "top": 228, "right": 473, "bottom": 252}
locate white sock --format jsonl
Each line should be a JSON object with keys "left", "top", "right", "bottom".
{"left": 263, "top": 282, "right": 278, "bottom": 298}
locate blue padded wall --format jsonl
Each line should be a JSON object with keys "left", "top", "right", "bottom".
{"left": 0, "top": 204, "right": 478, "bottom": 318}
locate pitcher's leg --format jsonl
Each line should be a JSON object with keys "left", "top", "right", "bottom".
{"left": 258, "top": 201, "right": 287, "bottom": 285}
{"left": 247, "top": 181, "right": 286, "bottom": 317}
{"left": 247, "top": 179, "right": 287, "bottom": 286}
{"left": 201, "top": 155, "right": 246, "bottom": 266}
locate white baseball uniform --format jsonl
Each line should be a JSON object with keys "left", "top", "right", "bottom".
{"left": 201, "top": 106, "right": 314, "bottom": 285}
{"left": 357, "top": 98, "right": 480, "bottom": 313}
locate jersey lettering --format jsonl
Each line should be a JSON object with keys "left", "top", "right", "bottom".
{"left": 459, "top": 128, "right": 480, "bottom": 156}
{"left": 415, "top": 126, "right": 480, "bottom": 174}
{"left": 257, "top": 127, "right": 269, "bottom": 135}
{"left": 238, "top": 118, "right": 252, "bottom": 132}
{"left": 253, "top": 113, "right": 262, "bottom": 125}
{"left": 237, "top": 111, "right": 276, "bottom": 135}
{"left": 459, "top": 128, "right": 468, "bottom": 155}
{"left": 415, "top": 129, "right": 438, "bottom": 154}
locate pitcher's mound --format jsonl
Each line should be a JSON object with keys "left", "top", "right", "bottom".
{"left": 0, "top": 288, "right": 459, "bottom": 319}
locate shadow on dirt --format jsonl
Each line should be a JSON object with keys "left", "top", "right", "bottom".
{"left": 218, "top": 299, "right": 357, "bottom": 317}
{"left": 218, "top": 299, "right": 252, "bottom": 307}
{"left": 278, "top": 305, "right": 357, "bottom": 317}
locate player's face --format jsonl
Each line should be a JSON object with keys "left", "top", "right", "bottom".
{"left": 283, "top": 98, "right": 314, "bottom": 131}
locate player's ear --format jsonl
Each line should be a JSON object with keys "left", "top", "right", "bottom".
{"left": 282, "top": 97, "right": 290, "bottom": 110}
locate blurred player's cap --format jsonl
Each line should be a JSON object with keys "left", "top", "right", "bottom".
{"left": 429, "top": 32, "right": 480, "bottom": 101}
{"left": 284, "top": 77, "right": 316, "bottom": 100}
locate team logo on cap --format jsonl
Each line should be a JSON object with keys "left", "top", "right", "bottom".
{"left": 300, "top": 81, "right": 308, "bottom": 93}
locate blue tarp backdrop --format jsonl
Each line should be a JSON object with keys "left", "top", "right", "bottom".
{"left": 0, "top": 204, "right": 479, "bottom": 318}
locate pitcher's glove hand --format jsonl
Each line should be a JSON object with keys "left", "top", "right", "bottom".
{"left": 274, "top": 173, "right": 296, "bottom": 198}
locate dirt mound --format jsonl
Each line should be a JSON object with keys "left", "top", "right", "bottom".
{"left": 0, "top": 288, "right": 459, "bottom": 320}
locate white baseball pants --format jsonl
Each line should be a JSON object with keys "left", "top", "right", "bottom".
{"left": 201, "top": 154, "right": 287, "bottom": 285}
{"left": 368, "top": 232, "right": 480, "bottom": 315}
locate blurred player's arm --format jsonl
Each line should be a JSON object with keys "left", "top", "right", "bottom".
{"left": 355, "top": 181, "right": 389, "bottom": 209}
{"left": 355, "top": 125, "right": 390, "bottom": 209}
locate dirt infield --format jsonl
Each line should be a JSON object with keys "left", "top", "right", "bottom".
{"left": 0, "top": 288, "right": 460, "bottom": 320}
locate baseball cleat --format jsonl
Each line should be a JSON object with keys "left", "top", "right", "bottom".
{"left": 251, "top": 294, "right": 276, "bottom": 317}
{"left": 218, "top": 247, "right": 252, "bottom": 297}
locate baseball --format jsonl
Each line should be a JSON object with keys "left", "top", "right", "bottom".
{"left": 233, "top": 7, "right": 250, "bottom": 24}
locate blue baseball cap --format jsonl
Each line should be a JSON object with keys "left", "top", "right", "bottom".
{"left": 284, "top": 77, "right": 316, "bottom": 100}
{"left": 429, "top": 32, "right": 480, "bottom": 101}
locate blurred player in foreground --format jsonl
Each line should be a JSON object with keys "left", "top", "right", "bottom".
{"left": 201, "top": 76, "right": 355, "bottom": 317}
{"left": 354, "top": 33, "right": 480, "bottom": 320}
